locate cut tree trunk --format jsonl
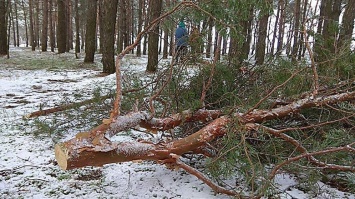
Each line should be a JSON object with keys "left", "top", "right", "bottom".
{"left": 55, "top": 91, "right": 355, "bottom": 170}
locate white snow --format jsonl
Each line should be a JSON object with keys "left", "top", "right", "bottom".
{"left": 0, "top": 47, "right": 353, "bottom": 199}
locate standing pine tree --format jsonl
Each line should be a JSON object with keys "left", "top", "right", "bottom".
{"left": 146, "top": 0, "right": 162, "bottom": 72}
{"left": 83, "top": 0, "right": 97, "bottom": 63}
{"left": 57, "top": 0, "right": 67, "bottom": 53}
{"left": 0, "top": 0, "right": 7, "bottom": 55}
{"left": 101, "top": 0, "right": 118, "bottom": 74}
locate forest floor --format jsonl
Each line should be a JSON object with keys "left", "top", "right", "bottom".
{"left": 0, "top": 47, "right": 354, "bottom": 199}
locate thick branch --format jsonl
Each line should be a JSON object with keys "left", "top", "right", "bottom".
{"left": 56, "top": 91, "right": 355, "bottom": 170}
{"left": 55, "top": 116, "right": 229, "bottom": 170}
{"left": 241, "top": 91, "right": 355, "bottom": 123}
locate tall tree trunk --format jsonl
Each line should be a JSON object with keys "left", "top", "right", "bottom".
{"left": 162, "top": 27, "right": 168, "bottom": 59}
{"left": 146, "top": 0, "right": 162, "bottom": 72}
{"left": 83, "top": 0, "right": 97, "bottom": 63}
{"left": 271, "top": 0, "right": 281, "bottom": 55}
{"left": 101, "top": 0, "right": 118, "bottom": 74}
{"left": 0, "top": 0, "right": 7, "bottom": 55}
{"left": 276, "top": 0, "right": 285, "bottom": 55}
{"left": 41, "top": 0, "right": 48, "bottom": 51}
{"left": 14, "top": 0, "right": 19, "bottom": 47}
{"left": 117, "top": 0, "right": 127, "bottom": 54}
{"left": 240, "top": 6, "right": 254, "bottom": 63}
{"left": 291, "top": 0, "right": 301, "bottom": 61}
{"left": 29, "top": 0, "right": 35, "bottom": 51}
{"left": 34, "top": 0, "right": 39, "bottom": 49}
{"left": 74, "top": 0, "right": 80, "bottom": 54}
{"left": 298, "top": 0, "right": 308, "bottom": 59}
{"left": 205, "top": 17, "right": 213, "bottom": 58}
{"left": 66, "top": 0, "right": 72, "bottom": 52}
{"left": 337, "top": 0, "right": 355, "bottom": 51}
{"left": 9, "top": 0, "right": 16, "bottom": 46}
{"left": 142, "top": 0, "right": 149, "bottom": 56}
{"left": 136, "top": 0, "right": 143, "bottom": 57}
{"left": 57, "top": 0, "right": 67, "bottom": 53}
{"left": 255, "top": 0, "right": 272, "bottom": 65}
{"left": 49, "top": 0, "right": 55, "bottom": 52}
{"left": 97, "top": 0, "right": 103, "bottom": 53}
{"left": 22, "top": 0, "right": 29, "bottom": 47}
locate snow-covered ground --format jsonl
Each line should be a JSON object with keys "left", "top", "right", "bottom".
{"left": 0, "top": 47, "right": 354, "bottom": 199}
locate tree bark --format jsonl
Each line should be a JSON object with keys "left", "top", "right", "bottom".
{"left": 337, "top": 0, "right": 355, "bottom": 51}
{"left": 101, "top": 0, "right": 118, "bottom": 74}
{"left": 0, "top": 0, "right": 7, "bottom": 55}
{"left": 146, "top": 0, "right": 162, "bottom": 72}
{"left": 14, "top": 0, "right": 19, "bottom": 47}
{"left": 83, "top": 0, "right": 97, "bottom": 63}
{"left": 57, "top": 0, "right": 67, "bottom": 53}
{"left": 29, "top": 0, "right": 35, "bottom": 51}
{"left": 74, "top": 0, "right": 80, "bottom": 55}
{"left": 55, "top": 91, "right": 355, "bottom": 170}
{"left": 41, "top": 0, "right": 48, "bottom": 51}
{"left": 22, "top": 0, "right": 29, "bottom": 47}
{"left": 255, "top": 0, "right": 272, "bottom": 65}
{"left": 136, "top": 0, "right": 143, "bottom": 57}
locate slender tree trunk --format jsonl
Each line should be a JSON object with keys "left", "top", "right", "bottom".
{"left": 22, "top": 0, "right": 29, "bottom": 47}
{"left": 9, "top": 0, "right": 16, "bottom": 46}
{"left": 97, "top": 0, "right": 103, "bottom": 53}
{"left": 83, "top": 0, "right": 97, "bottom": 63}
{"left": 205, "top": 17, "right": 213, "bottom": 58}
{"left": 101, "top": 0, "right": 118, "bottom": 74}
{"left": 29, "top": 0, "right": 35, "bottom": 51}
{"left": 240, "top": 6, "right": 254, "bottom": 63}
{"left": 14, "top": 0, "right": 19, "bottom": 47}
{"left": 41, "top": 0, "right": 48, "bottom": 51}
{"left": 142, "top": 0, "right": 149, "bottom": 56}
{"left": 136, "top": 0, "right": 143, "bottom": 57}
{"left": 49, "top": 0, "right": 55, "bottom": 52}
{"left": 255, "top": 0, "right": 272, "bottom": 65}
{"left": 146, "top": 0, "right": 162, "bottom": 72}
{"left": 270, "top": 0, "right": 280, "bottom": 55}
{"left": 66, "top": 0, "right": 72, "bottom": 52}
{"left": 34, "top": 0, "right": 39, "bottom": 48}
{"left": 298, "top": 0, "right": 308, "bottom": 59}
{"left": 0, "top": 0, "right": 7, "bottom": 55}
{"left": 74, "top": 0, "right": 79, "bottom": 54}
{"left": 276, "top": 0, "right": 285, "bottom": 55}
{"left": 291, "top": 0, "right": 301, "bottom": 61}
{"left": 338, "top": 0, "right": 355, "bottom": 51}
{"left": 162, "top": 27, "right": 168, "bottom": 59}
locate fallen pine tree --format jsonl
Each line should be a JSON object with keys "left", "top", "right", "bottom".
{"left": 46, "top": 2, "right": 355, "bottom": 197}
{"left": 55, "top": 90, "right": 355, "bottom": 196}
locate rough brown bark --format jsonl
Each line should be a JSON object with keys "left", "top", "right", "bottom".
{"left": 101, "top": 0, "right": 118, "bottom": 74}
{"left": 55, "top": 91, "right": 355, "bottom": 170}
{"left": 0, "top": 0, "right": 7, "bottom": 55}
{"left": 146, "top": 0, "right": 162, "bottom": 72}
{"left": 41, "top": 0, "right": 48, "bottom": 52}
{"left": 83, "top": 0, "right": 97, "bottom": 63}
{"left": 57, "top": 0, "right": 67, "bottom": 53}
{"left": 255, "top": 0, "right": 272, "bottom": 65}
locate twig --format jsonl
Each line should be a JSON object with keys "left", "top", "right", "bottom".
{"left": 251, "top": 123, "right": 355, "bottom": 172}
{"left": 244, "top": 68, "right": 304, "bottom": 115}
{"left": 200, "top": 34, "right": 222, "bottom": 106}
{"left": 301, "top": 23, "right": 319, "bottom": 96}
{"left": 268, "top": 143, "right": 355, "bottom": 179}
{"left": 170, "top": 154, "right": 239, "bottom": 197}
{"left": 112, "top": 1, "right": 196, "bottom": 119}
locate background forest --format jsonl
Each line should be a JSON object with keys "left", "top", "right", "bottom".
{"left": 0, "top": 0, "right": 354, "bottom": 198}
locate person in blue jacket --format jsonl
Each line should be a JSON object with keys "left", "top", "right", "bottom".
{"left": 175, "top": 21, "right": 188, "bottom": 63}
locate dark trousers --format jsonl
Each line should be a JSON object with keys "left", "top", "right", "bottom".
{"left": 175, "top": 45, "right": 187, "bottom": 63}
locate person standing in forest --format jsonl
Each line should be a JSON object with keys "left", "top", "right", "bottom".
{"left": 175, "top": 21, "right": 188, "bottom": 63}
